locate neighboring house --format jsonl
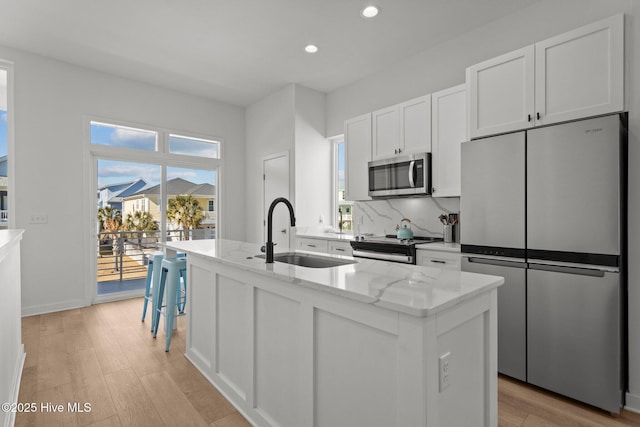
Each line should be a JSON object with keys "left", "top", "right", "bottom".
{"left": 0, "top": 155, "right": 7, "bottom": 228}
{"left": 97, "top": 178, "right": 148, "bottom": 210}
{"left": 122, "top": 177, "right": 216, "bottom": 230}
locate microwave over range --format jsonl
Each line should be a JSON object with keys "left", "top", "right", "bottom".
{"left": 368, "top": 152, "right": 432, "bottom": 197}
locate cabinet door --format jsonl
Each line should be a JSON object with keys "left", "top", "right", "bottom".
{"left": 297, "top": 237, "right": 328, "bottom": 253}
{"left": 328, "top": 240, "right": 352, "bottom": 256}
{"left": 431, "top": 84, "right": 465, "bottom": 197}
{"left": 398, "top": 94, "right": 431, "bottom": 155}
{"left": 467, "top": 45, "right": 535, "bottom": 138}
{"left": 535, "top": 14, "right": 623, "bottom": 126}
{"left": 372, "top": 106, "right": 399, "bottom": 160}
{"left": 344, "top": 113, "right": 372, "bottom": 201}
{"left": 416, "top": 249, "right": 461, "bottom": 270}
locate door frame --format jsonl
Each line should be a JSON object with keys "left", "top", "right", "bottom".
{"left": 262, "top": 151, "right": 291, "bottom": 247}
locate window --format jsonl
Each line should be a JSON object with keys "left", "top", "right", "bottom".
{"left": 169, "top": 134, "right": 219, "bottom": 159}
{"left": 334, "top": 138, "right": 353, "bottom": 232}
{"left": 91, "top": 122, "right": 157, "bottom": 151}
{"left": 89, "top": 119, "right": 221, "bottom": 300}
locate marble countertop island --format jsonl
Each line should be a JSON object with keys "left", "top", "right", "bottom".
{"left": 165, "top": 238, "right": 502, "bottom": 318}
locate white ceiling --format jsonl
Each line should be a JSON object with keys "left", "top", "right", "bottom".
{"left": 0, "top": 0, "right": 540, "bottom": 107}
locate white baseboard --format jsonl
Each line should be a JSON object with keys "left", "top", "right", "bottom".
{"left": 3, "top": 345, "right": 25, "bottom": 427}
{"left": 626, "top": 391, "right": 640, "bottom": 413}
{"left": 21, "top": 299, "right": 85, "bottom": 317}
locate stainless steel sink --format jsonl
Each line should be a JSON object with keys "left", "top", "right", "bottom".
{"left": 255, "top": 252, "right": 357, "bottom": 268}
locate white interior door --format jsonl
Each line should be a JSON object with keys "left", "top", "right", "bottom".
{"left": 263, "top": 152, "right": 290, "bottom": 249}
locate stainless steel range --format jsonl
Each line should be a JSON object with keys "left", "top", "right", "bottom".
{"left": 350, "top": 235, "right": 443, "bottom": 264}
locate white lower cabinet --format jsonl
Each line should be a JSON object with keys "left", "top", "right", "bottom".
{"left": 296, "top": 237, "right": 328, "bottom": 253}
{"left": 328, "top": 240, "right": 352, "bottom": 255}
{"left": 417, "top": 249, "right": 461, "bottom": 270}
{"left": 296, "top": 236, "right": 353, "bottom": 256}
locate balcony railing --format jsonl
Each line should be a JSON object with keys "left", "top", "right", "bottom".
{"left": 97, "top": 228, "right": 215, "bottom": 284}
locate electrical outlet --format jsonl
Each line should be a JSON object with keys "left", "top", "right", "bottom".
{"left": 439, "top": 352, "right": 451, "bottom": 392}
{"left": 29, "top": 213, "right": 48, "bottom": 224}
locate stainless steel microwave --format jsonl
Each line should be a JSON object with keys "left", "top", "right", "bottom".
{"left": 368, "top": 152, "right": 432, "bottom": 197}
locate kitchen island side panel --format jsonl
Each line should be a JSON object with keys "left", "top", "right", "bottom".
{"left": 183, "top": 253, "right": 498, "bottom": 427}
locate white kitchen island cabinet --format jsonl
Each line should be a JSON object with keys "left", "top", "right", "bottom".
{"left": 166, "top": 239, "right": 503, "bottom": 427}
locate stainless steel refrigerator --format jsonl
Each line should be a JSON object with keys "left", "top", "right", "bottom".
{"left": 461, "top": 114, "right": 627, "bottom": 413}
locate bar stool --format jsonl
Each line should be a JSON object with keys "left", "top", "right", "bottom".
{"left": 152, "top": 257, "right": 187, "bottom": 351}
{"left": 141, "top": 252, "right": 164, "bottom": 328}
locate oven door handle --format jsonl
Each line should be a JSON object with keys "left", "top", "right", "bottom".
{"left": 352, "top": 250, "right": 413, "bottom": 264}
{"left": 408, "top": 160, "right": 416, "bottom": 188}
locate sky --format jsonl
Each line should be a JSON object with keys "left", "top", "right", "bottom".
{"left": 92, "top": 122, "right": 217, "bottom": 187}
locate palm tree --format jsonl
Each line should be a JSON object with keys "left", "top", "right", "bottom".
{"left": 97, "top": 206, "right": 123, "bottom": 270}
{"left": 123, "top": 210, "right": 158, "bottom": 248}
{"left": 167, "top": 195, "right": 204, "bottom": 240}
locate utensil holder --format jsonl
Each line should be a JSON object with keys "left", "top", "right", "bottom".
{"left": 443, "top": 225, "right": 453, "bottom": 243}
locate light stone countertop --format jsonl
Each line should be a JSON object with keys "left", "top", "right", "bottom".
{"left": 164, "top": 239, "right": 503, "bottom": 318}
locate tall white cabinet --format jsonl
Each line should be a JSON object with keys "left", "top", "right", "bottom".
{"left": 467, "top": 14, "right": 624, "bottom": 139}
{"left": 431, "top": 84, "right": 466, "bottom": 197}
{"left": 344, "top": 113, "right": 372, "bottom": 201}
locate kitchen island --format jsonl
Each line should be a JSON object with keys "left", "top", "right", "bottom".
{"left": 165, "top": 238, "right": 503, "bottom": 427}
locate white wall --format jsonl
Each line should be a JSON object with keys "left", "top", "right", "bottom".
{"left": 245, "top": 84, "right": 332, "bottom": 245}
{"left": 245, "top": 84, "right": 295, "bottom": 244}
{"left": 0, "top": 45, "right": 246, "bottom": 315}
{"left": 327, "top": 0, "right": 640, "bottom": 411}
{"left": 294, "top": 85, "right": 332, "bottom": 229}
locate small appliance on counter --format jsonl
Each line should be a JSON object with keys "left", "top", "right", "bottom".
{"left": 396, "top": 218, "right": 414, "bottom": 239}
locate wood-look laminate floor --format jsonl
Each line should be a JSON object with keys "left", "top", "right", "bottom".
{"left": 15, "top": 298, "right": 640, "bottom": 426}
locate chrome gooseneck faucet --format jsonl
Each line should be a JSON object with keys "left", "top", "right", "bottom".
{"left": 265, "top": 197, "right": 296, "bottom": 263}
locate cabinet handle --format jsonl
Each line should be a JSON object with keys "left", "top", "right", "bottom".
{"left": 335, "top": 248, "right": 345, "bottom": 252}
{"left": 307, "top": 244, "right": 316, "bottom": 248}
{"left": 398, "top": 148, "right": 402, "bottom": 153}
{"left": 394, "top": 149, "right": 398, "bottom": 154}
{"left": 430, "top": 259, "right": 446, "bottom": 264}
{"left": 537, "top": 112, "right": 541, "bottom": 120}
{"left": 527, "top": 114, "right": 532, "bottom": 122}
{"left": 432, "top": 187, "right": 436, "bottom": 193}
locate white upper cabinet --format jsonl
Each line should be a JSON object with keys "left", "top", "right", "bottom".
{"left": 467, "top": 45, "right": 535, "bottom": 138}
{"left": 344, "top": 113, "right": 372, "bottom": 201}
{"left": 431, "top": 84, "right": 466, "bottom": 198}
{"left": 372, "top": 105, "right": 399, "bottom": 159}
{"left": 467, "top": 14, "right": 624, "bottom": 139}
{"left": 372, "top": 94, "right": 431, "bottom": 159}
{"left": 399, "top": 95, "right": 432, "bottom": 155}
{"left": 535, "top": 14, "right": 624, "bottom": 126}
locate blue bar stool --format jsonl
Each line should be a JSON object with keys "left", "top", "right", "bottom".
{"left": 141, "top": 252, "right": 164, "bottom": 328}
{"left": 152, "top": 257, "right": 187, "bottom": 351}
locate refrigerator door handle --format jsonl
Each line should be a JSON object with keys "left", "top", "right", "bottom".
{"left": 528, "top": 263, "right": 606, "bottom": 277}
{"left": 466, "top": 257, "right": 527, "bottom": 269}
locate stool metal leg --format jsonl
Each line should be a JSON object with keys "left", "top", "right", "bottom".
{"left": 163, "top": 265, "right": 180, "bottom": 351}
{"left": 152, "top": 267, "right": 168, "bottom": 338}
{"left": 141, "top": 259, "right": 154, "bottom": 322}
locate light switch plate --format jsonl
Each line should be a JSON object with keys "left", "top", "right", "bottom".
{"left": 29, "top": 213, "right": 48, "bottom": 224}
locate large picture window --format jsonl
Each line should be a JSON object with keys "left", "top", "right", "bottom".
{"left": 89, "top": 119, "right": 221, "bottom": 299}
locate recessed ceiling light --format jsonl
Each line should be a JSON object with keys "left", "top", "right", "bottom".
{"left": 361, "top": 5, "right": 380, "bottom": 18}
{"left": 305, "top": 44, "right": 319, "bottom": 53}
